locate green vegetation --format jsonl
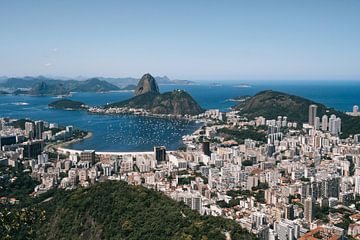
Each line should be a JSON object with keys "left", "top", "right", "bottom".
{"left": 108, "top": 90, "right": 204, "bottom": 115}
{"left": 32, "top": 181, "right": 255, "bottom": 240}
{"left": 241, "top": 160, "right": 254, "bottom": 167}
{"left": 254, "top": 191, "right": 265, "bottom": 203}
{"left": 314, "top": 205, "right": 329, "bottom": 223}
{"left": 216, "top": 199, "right": 239, "bottom": 208}
{"left": 48, "top": 99, "right": 87, "bottom": 110}
{"left": 12, "top": 119, "right": 34, "bottom": 130}
{"left": 226, "top": 189, "right": 251, "bottom": 198}
{"left": 0, "top": 207, "right": 46, "bottom": 240}
{"left": 253, "top": 182, "right": 269, "bottom": 190}
{"left": 236, "top": 90, "right": 360, "bottom": 138}
{"left": 0, "top": 164, "right": 39, "bottom": 202}
{"left": 178, "top": 176, "right": 195, "bottom": 185}
{"left": 217, "top": 126, "right": 267, "bottom": 144}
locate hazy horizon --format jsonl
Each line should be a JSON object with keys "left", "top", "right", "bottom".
{"left": 1, "top": 0, "right": 360, "bottom": 80}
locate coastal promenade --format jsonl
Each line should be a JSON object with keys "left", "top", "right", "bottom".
{"left": 57, "top": 147, "right": 173, "bottom": 157}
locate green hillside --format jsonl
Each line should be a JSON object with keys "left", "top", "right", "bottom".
{"left": 108, "top": 90, "right": 204, "bottom": 116}
{"left": 235, "top": 90, "right": 360, "bottom": 138}
{"left": 32, "top": 181, "right": 254, "bottom": 240}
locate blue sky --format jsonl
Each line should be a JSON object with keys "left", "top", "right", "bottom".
{"left": 0, "top": 0, "right": 359, "bottom": 80}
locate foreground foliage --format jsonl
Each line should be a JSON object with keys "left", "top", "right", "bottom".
{"left": 35, "top": 181, "right": 255, "bottom": 240}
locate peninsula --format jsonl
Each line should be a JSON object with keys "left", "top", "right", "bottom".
{"left": 94, "top": 73, "right": 204, "bottom": 116}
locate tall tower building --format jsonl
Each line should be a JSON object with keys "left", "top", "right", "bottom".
{"left": 34, "top": 120, "right": 44, "bottom": 139}
{"left": 329, "top": 114, "right": 336, "bottom": 134}
{"left": 285, "top": 204, "right": 294, "bottom": 220}
{"left": 308, "top": 105, "right": 318, "bottom": 126}
{"left": 25, "top": 121, "right": 35, "bottom": 139}
{"left": 154, "top": 146, "right": 166, "bottom": 162}
{"left": 314, "top": 117, "right": 320, "bottom": 130}
{"left": 304, "top": 197, "right": 314, "bottom": 222}
{"left": 321, "top": 115, "right": 328, "bottom": 131}
{"left": 355, "top": 176, "right": 360, "bottom": 195}
{"left": 202, "top": 141, "right": 211, "bottom": 156}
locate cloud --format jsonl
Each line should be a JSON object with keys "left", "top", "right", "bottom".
{"left": 44, "top": 63, "right": 52, "bottom": 67}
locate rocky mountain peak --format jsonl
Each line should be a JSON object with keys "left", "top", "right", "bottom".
{"left": 134, "top": 73, "right": 160, "bottom": 96}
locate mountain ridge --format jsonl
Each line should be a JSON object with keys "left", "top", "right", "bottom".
{"left": 1, "top": 77, "right": 119, "bottom": 95}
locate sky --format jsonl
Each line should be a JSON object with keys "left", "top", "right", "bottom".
{"left": 0, "top": 0, "right": 359, "bottom": 81}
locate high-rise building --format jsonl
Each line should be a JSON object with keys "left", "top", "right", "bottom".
{"left": 355, "top": 134, "right": 360, "bottom": 144}
{"left": 154, "top": 146, "right": 166, "bottom": 162}
{"left": 22, "top": 140, "right": 44, "bottom": 159}
{"left": 0, "top": 135, "right": 17, "bottom": 148}
{"left": 80, "top": 150, "right": 96, "bottom": 165}
{"left": 335, "top": 117, "right": 341, "bottom": 134}
{"left": 25, "top": 122, "right": 35, "bottom": 139}
{"left": 355, "top": 176, "right": 360, "bottom": 195}
{"left": 274, "top": 219, "right": 300, "bottom": 240}
{"left": 34, "top": 120, "right": 44, "bottom": 139}
{"left": 284, "top": 204, "right": 294, "bottom": 220}
{"left": 329, "top": 114, "right": 341, "bottom": 135}
{"left": 304, "top": 197, "right": 314, "bottom": 222}
{"left": 321, "top": 115, "right": 328, "bottom": 131}
{"left": 314, "top": 117, "right": 320, "bottom": 130}
{"left": 202, "top": 141, "right": 211, "bottom": 156}
{"left": 308, "top": 105, "right": 318, "bottom": 126}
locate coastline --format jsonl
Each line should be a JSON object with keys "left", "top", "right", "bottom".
{"left": 56, "top": 122, "right": 205, "bottom": 155}
{"left": 45, "top": 131, "right": 93, "bottom": 153}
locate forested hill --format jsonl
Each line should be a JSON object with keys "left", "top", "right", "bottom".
{"left": 34, "top": 181, "right": 255, "bottom": 240}
{"left": 235, "top": 90, "right": 360, "bottom": 138}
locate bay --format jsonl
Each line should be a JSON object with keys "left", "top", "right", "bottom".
{"left": 1, "top": 80, "right": 359, "bottom": 151}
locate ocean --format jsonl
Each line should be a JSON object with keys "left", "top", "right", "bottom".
{"left": 0, "top": 80, "right": 359, "bottom": 151}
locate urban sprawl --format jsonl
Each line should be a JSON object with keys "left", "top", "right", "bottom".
{"left": 1, "top": 104, "right": 360, "bottom": 240}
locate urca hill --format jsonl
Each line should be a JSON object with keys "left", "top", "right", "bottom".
{"left": 107, "top": 73, "right": 204, "bottom": 116}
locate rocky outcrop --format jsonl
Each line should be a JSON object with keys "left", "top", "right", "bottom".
{"left": 107, "top": 74, "right": 204, "bottom": 116}
{"left": 134, "top": 73, "right": 160, "bottom": 96}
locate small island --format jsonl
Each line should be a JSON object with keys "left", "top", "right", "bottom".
{"left": 48, "top": 99, "right": 88, "bottom": 110}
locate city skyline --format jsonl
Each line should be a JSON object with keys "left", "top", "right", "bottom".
{"left": 1, "top": 0, "right": 360, "bottom": 80}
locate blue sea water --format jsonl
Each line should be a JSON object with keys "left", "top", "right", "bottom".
{"left": 0, "top": 81, "right": 359, "bottom": 151}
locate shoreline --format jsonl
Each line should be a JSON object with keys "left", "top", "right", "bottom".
{"left": 56, "top": 122, "right": 205, "bottom": 155}
{"left": 46, "top": 131, "right": 93, "bottom": 153}
{"left": 87, "top": 110, "right": 203, "bottom": 123}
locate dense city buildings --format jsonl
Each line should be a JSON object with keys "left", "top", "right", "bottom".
{"left": 1, "top": 102, "right": 360, "bottom": 240}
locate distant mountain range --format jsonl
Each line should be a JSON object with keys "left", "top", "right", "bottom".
{"left": 0, "top": 77, "right": 119, "bottom": 96}
{"left": 100, "top": 75, "right": 195, "bottom": 87}
{"left": 0, "top": 75, "right": 195, "bottom": 96}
